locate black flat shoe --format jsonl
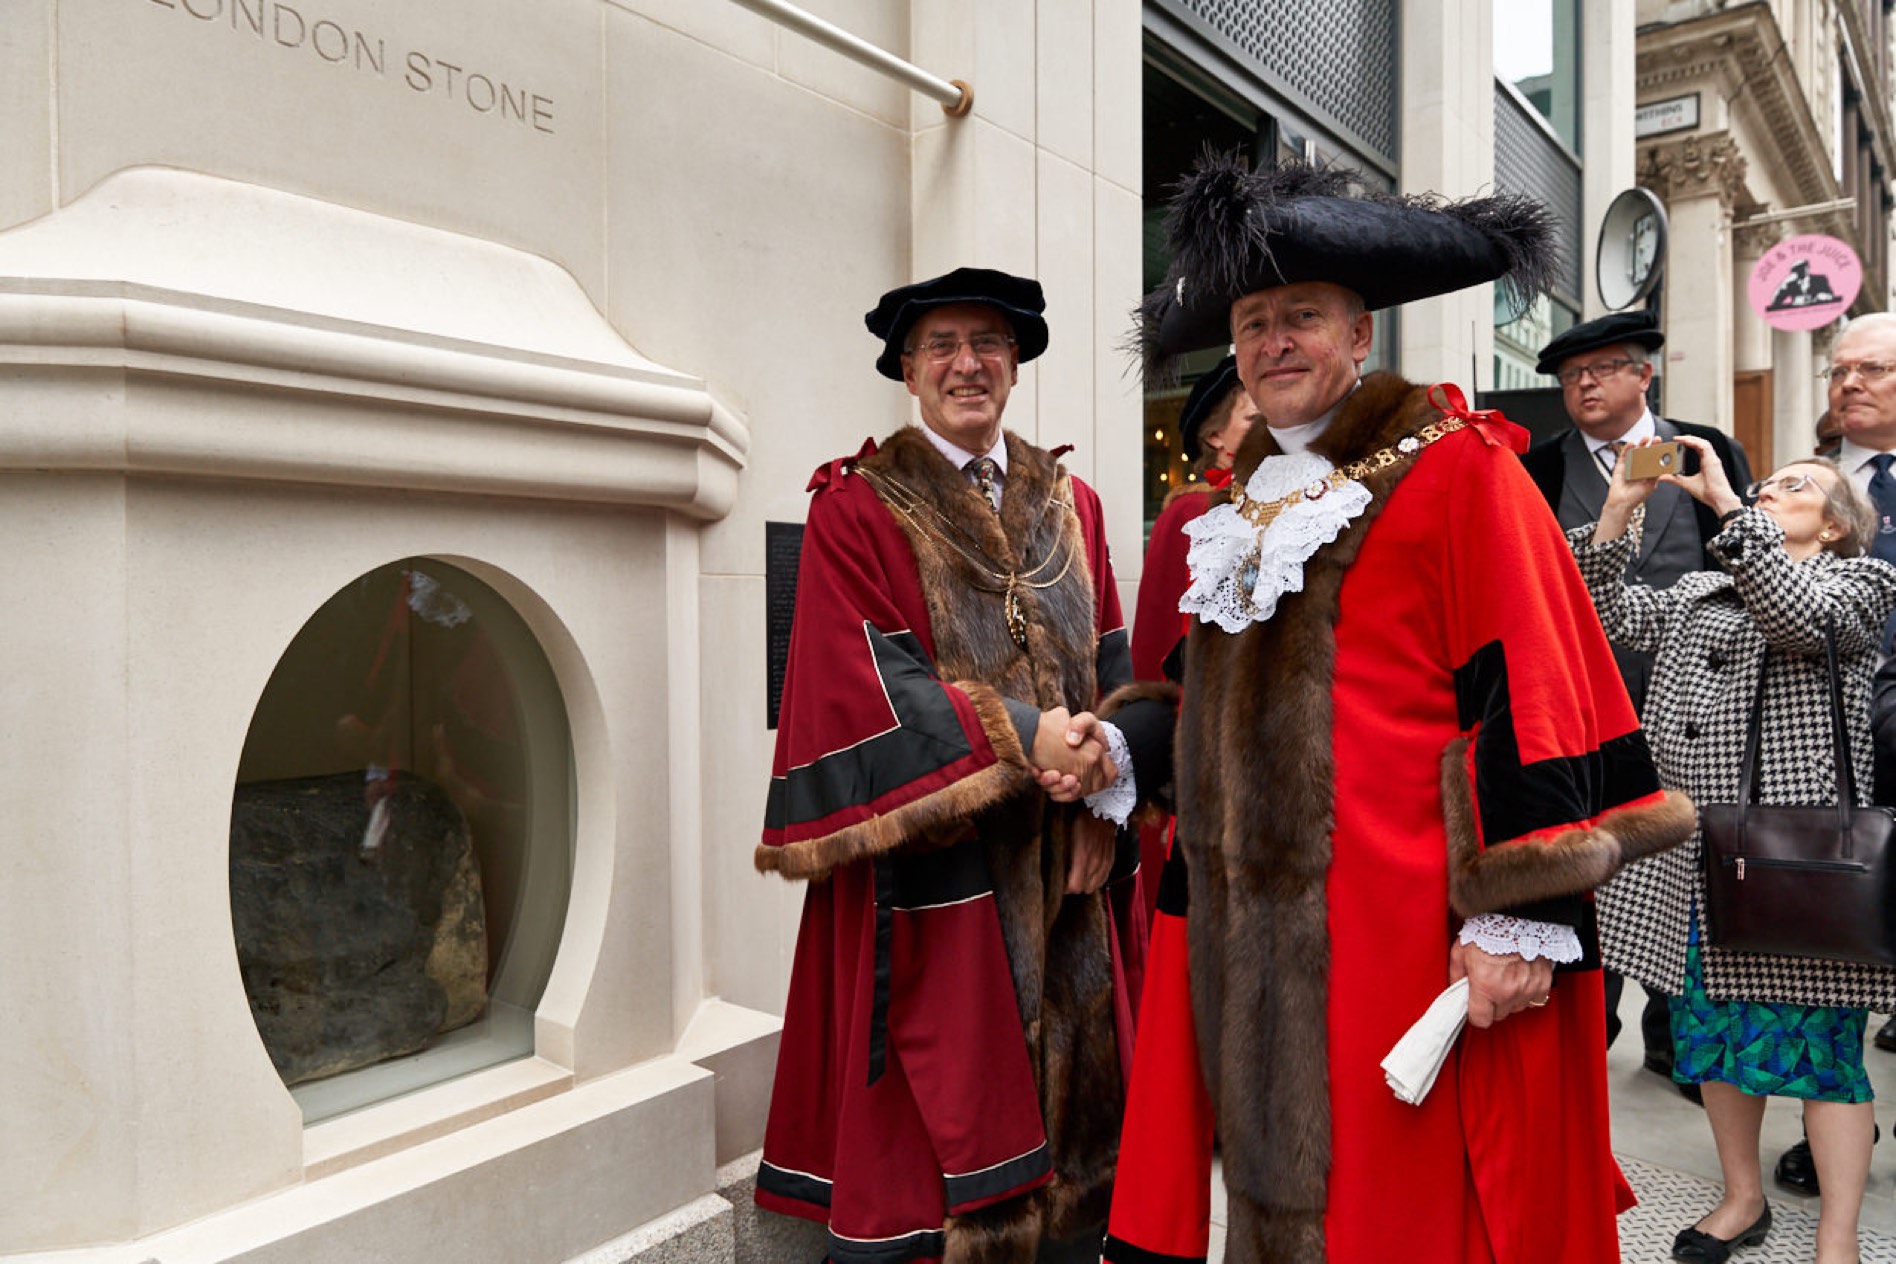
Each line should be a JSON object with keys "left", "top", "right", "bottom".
{"left": 1671, "top": 1203, "right": 1771, "bottom": 1263}
{"left": 1772, "top": 1122, "right": 1880, "bottom": 1197}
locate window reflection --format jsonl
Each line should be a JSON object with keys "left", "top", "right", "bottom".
{"left": 1494, "top": 0, "right": 1581, "bottom": 154}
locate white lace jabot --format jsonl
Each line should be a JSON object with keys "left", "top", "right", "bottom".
{"left": 1179, "top": 450, "right": 1371, "bottom": 632}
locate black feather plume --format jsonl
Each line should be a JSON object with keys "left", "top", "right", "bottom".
{"left": 1439, "top": 191, "right": 1562, "bottom": 319}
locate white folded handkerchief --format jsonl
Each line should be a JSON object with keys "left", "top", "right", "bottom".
{"left": 1381, "top": 977, "right": 1470, "bottom": 1105}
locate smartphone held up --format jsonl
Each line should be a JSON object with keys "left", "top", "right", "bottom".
{"left": 1622, "top": 440, "right": 1681, "bottom": 481}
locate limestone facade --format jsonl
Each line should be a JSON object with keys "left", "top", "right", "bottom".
{"left": 1636, "top": 0, "right": 1896, "bottom": 468}
{"left": 0, "top": 2, "right": 1139, "bottom": 1260}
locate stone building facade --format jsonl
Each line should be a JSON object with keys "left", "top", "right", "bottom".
{"left": 1636, "top": 0, "right": 1896, "bottom": 469}
{"left": 0, "top": 3, "right": 1678, "bottom": 1262}
{"left": 0, "top": 3, "right": 1140, "bottom": 1261}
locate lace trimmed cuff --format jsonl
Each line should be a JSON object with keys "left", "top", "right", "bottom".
{"left": 1457, "top": 912, "right": 1582, "bottom": 964}
{"left": 1084, "top": 721, "right": 1136, "bottom": 826}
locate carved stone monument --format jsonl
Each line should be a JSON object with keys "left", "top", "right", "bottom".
{"left": 230, "top": 770, "right": 487, "bottom": 1085}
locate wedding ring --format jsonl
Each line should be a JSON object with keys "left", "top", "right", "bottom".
{"left": 1527, "top": 996, "right": 1550, "bottom": 1008}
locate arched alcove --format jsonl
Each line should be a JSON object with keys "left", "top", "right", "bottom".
{"left": 230, "top": 557, "right": 573, "bottom": 1122}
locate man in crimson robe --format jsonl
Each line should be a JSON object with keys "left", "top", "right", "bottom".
{"left": 1097, "top": 158, "right": 1698, "bottom": 1264}
{"left": 754, "top": 267, "right": 1144, "bottom": 1263}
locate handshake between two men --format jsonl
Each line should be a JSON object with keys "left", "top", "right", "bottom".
{"left": 1029, "top": 707, "right": 1122, "bottom": 897}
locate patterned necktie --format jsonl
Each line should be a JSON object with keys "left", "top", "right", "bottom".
{"left": 1597, "top": 439, "right": 1628, "bottom": 478}
{"left": 1869, "top": 453, "right": 1896, "bottom": 563}
{"left": 966, "top": 457, "right": 1000, "bottom": 513}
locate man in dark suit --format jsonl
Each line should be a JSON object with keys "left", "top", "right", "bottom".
{"left": 1522, "top": 309, "right": 1752, "bottom": 1093}
{"left": 1832, "top": 314, "right": 1896, "bottom": 1067}
{"left": 1523, "top": 311, "right": 1753, "bottom": 712}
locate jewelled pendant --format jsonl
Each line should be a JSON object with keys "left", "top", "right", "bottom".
{"left": 1005, "top": 578, "right": 1029, "bottom": 650}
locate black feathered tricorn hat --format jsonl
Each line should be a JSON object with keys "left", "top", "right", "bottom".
{"left": 1137, "top": 154, "right": 1558, "bottom": 379}
{"left": 866, "top": 267, "right": 1050, "bottom": 381}
{"left": 1178, "top": 354, "right": 1241, "bottom": 461}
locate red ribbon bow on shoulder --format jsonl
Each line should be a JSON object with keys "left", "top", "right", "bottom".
{"left": 1427, "top": 382, "right": 1529, "bottom": 454}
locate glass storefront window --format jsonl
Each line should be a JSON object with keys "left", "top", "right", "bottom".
{"left": 1494, "top": 291, "right": 1576, "bottom": 392}
{"left": 230, "top": 558, "right": 573, "bottom": 1123}
{"left": 1494, "top": 0, "right": 1581, "bottom": 154}
{"left": 1143, "top": 57, "right": 1258, "bottom": 537}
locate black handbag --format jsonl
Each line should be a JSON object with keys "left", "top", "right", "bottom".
{"left": 1700, "top": 621, "right": 1896, "bottom": 966}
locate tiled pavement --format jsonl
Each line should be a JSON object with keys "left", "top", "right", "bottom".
{"left": 1618, "top": 1156, "right": 1896, "bottom": 1263}
{"left": 1203, "top": 985, "right": 1896, "bottom": 1261}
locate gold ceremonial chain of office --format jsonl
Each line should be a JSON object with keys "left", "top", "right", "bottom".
{"left": 857, "top": 464, "right": 1076, "bottom": 650}
{"left": 1230, "top": 417, "right": 1468, "bottom": 528}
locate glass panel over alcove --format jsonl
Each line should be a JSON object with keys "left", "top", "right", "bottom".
{"left": 231, "top": 558, "right": 573, "bottom": 1124}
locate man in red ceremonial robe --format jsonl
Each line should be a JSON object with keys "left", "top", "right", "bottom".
{"left": 1131, "top": 354, "right": 1259, "bottom": 683}
{"left": 755, "top": 268, "right": 1144, "bottom": 1263}
{"left": 1097, "top": 159, "right": 1699, "bottom": 1263}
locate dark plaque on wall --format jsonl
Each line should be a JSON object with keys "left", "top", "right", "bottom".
{"left": 766, "top": 521, "right": 805, "bottom": 730}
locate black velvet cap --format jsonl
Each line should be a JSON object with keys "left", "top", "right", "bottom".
{"left": 865, "top": 267, "right": 1049, "bottom": 380}
{"left": 1535, "top": 309, "right": 1664, "bottom": 376}
{"left": 1178, "top": 355, "right": 1241, "bottom": 460}
{"left": 1137, "top": 155, "right": 1557, "bottom": 379}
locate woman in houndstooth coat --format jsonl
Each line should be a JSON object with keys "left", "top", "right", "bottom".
{"left": 1573, "top": 435, "right": 1896, "bottom": 1264}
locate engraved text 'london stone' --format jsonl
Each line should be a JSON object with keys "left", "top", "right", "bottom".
{"left": 146, "top": 0, "right": 556, "bottom": 135}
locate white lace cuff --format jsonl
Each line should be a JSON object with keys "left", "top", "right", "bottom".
{"left": 1084, "top": 721, "right": 1136, "bottom": 826}
{"left": 1457, "top": 913, "right": 1582, "bottom": 964}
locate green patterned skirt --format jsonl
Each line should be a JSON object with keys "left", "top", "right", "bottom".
{"left": 1670, "top": 916, "right": 1872, "bottom": 1103}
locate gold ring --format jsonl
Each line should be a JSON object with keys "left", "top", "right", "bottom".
{"left": 1528, "top": 996, "right": 1550, "bottom": 1008}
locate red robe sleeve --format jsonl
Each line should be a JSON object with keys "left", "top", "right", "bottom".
{"left": 1131, "top": 491, "right": 1212, "bottom": 682}
{"left": 1433, "top": 420, "right": 1695, "bottom": 926}
{"left": 1073, "top": 473, "right": 1133, "bottom": 694}
{"left": 758, "top": 454, "right": 1034, "bottom": 879}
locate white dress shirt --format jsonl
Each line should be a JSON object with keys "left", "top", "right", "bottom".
{"left": 919, "top": 425, "right": 1007, "bottom": 509}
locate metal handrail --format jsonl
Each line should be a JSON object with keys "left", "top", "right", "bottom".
{"left": 726, "top": 0, "right": 972, "bottom": 116}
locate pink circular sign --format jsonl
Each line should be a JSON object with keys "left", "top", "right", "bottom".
{"left": 1747, "top": 233, "right": 1863, "bottom": 331}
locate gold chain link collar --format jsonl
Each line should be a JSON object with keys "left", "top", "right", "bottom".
{"left": 1230, "top": 417, "right": 1468, "bottom": 528}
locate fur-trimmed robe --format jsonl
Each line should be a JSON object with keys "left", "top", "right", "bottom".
{"left": 756, "top": 426, "right": 1141, "bottom": 1264}
{"left": 1103, "top": 374, "right": 1695, "bottom": 1264}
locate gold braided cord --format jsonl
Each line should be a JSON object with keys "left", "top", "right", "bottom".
{"left": 856, "top": 465, "right": 1077, "bottom": 592}
{"left": 1230, "top": 417, "right": 1468, "bottom": 528}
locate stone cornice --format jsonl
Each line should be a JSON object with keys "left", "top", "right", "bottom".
{"left": 0, "top": 168, "right": 746, "bottom": 518}
{"left": 1639, "top": 131, "right": 1748, "bottom": 210}
{"left": 0, "top": 284, "right": 745, "bottom": 517}
{"left": 1637, "top": 1, "right": 1837, "bottom": 209}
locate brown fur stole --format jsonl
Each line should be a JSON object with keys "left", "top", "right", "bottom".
{"left": 860, "top": 426, "right": 1123, "bottom": 1245}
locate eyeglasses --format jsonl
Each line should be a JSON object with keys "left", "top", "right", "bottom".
{"left": 906, "top": 333, "right": 1017, "bottom": 363}
{"left": 1556, "top": 357, "right": 1641, "bottom": 387}
{"left": 1744, "top": 474, "right": 1820, "bottom": 499}
{"left": 1817, "top": 360, "right": 1896, "bottom": 384}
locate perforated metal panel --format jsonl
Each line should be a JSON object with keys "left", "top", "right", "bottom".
{"left": 1495, "top": 84, "right": 1583, "bottom": 308}
{"left": 1169, "top": 0, "right": 1398, "bottom": 163}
